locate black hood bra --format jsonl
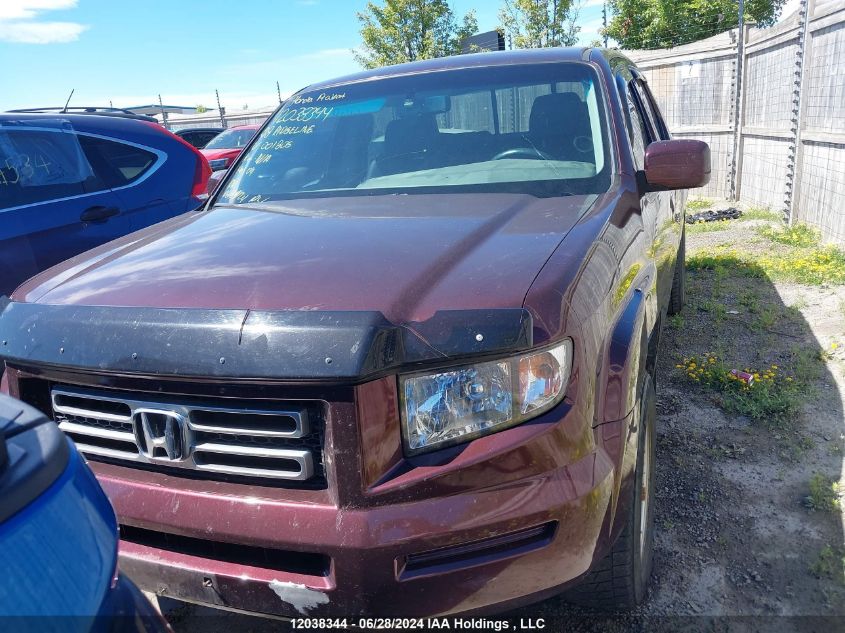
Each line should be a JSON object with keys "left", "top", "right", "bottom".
{"left": 0, "top": 299, "right": 532, "bottom": 382}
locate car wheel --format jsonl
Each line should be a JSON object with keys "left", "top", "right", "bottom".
{"left": 568, "top": 371, "right": 657, "bottom": 611}
{"left": 668, "top": 229, "right": 685, "bottom": 316}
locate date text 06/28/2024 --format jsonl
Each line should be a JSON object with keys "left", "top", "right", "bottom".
{"left": 291, "top": 617, "right": 547, "bottom": 630}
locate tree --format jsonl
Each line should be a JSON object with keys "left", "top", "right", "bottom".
{"left": 354, "top": 0, "right": 478, "bottom": 69}
{"left": 195, "top": 104, "right": 208, "bottom": 113}
{"left": 499, "top": 0, "right": 583, "bottom": 49}
{"left": 606, "top": 0, "right": 787, "bottom": 49}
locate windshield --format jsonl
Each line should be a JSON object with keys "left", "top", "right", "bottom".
{"left": 218, "top": 63, "right": 610, "bottom": 204}
{"left": 204, "top": 128, "right": 256, "bottom": 149}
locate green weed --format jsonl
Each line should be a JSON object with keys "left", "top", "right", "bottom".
{"left": 687, "top": 198, "right": 713, "bottom": 211}
{"left": 739, "top": 207, "right": 782, "bottom": 222}
{"left": 760, "top": 223, "right": 820, "bottom": 248}
{"left": 687, "top": 219, "right": 732, "bottom": 234}
{"left": 805, "top": 474, "right": 841, "bottom": 512}
{"left": 791, "top": 295, "right": 809, "bottom": 310}
{"left": 688, "top": 246, "right": 845, "bottom": 286}
{"left": 755, "top": 306, "right": 778, "bottom": 331}
{"left": 677, "top": 354, "right": 801, "bottom": 428}
{"left": 810, "top": 546, "right": 845, "bottom": 584}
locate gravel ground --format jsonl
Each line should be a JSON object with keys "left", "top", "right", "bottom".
{"left": 148, "top": 204, "right": 845, "bottom": 632}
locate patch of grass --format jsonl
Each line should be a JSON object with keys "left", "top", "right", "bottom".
{"left": 805, "top": 474, "right": 841, "bottom": 512}
{"left": 688, "top": 246, "right": 845, "bottom": 286}
{"left": 785, "top": 434, "right": 816, "bottom": 461}
{"left": 738, "top": 290, "right": 760, "bottom": 311}
{"left": 669, "top": 313, "right": 684, "bottom": 329}
{"left": 810, "top": 546, "right": 845, "bottom": 584}
{"left": 698, "top": 299, "right": 727, "bottom": 323}
{"left": 755, "top": 306, "right": 778, "bottom": 331}
{"left": 687, "top": 251, "right": 765, "bottom": 278}
{"left": 687, "top": 198, "right": 713, "bottom": 211}
{"left": 759, "top": 247, "right": 845, "bottom": 285}
{"left": 739, "top": 207, "right": 782, "bottom": 222}
{"left": 791, "top": 295, "right": 809, "bottom": 310}
{"left": 760, "top": 223, "right": 820, "bottom": 248}
{"left": 819, "top": 341, "right": 840, "bottom": 361}
{"left": 791, "top": 346, "right": 825, "bottom": 384}
{"left": 687, "top": 219, "right": 732, "bottom": 234}
{"left": 677, "top": 354, "right": 801, "bottom": 428}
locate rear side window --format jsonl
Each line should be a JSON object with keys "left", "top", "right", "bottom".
{"left": 78, "top": 135, "right": 157, "bottom": 188}
{"left": 0, "top": 127, "right": 95, "bottom": 209}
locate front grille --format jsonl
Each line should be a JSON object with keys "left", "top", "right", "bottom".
{"left": 46, "top": 385, "right": 325, "bottom": 486}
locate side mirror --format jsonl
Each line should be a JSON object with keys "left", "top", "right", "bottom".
{"left": 643, "top": 139, "right": 711, "bottom": 191}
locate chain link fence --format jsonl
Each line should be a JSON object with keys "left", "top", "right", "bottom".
{"left": 628, "top": 0, "right": 845, "bottom": 245}
{"left": 163, "top": 107, "right": 277, "bottom": 131}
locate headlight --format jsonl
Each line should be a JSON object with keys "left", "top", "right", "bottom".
{"left": 400, "top": 340, "right": 573, "bottom": 455}
{"left": 208, "top": 158, "right": 229, "bottom": 170}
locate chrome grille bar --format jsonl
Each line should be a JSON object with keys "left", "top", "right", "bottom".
{"left": 50, "top": 386, "right": 317, "bottom": 483}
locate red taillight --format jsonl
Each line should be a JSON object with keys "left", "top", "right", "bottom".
{"left": 144, "top": 121, "right": 212, "bottom": 200}
{"left": 192, "top": 152, "right": 212, "bottom": 199}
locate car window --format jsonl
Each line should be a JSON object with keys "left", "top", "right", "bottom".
{"left": 204, "top": 128, "right": 256, "bottom": 149}
{"left": 630, "top": 81, "right": 660, "bottom": 144}
{"left": 0, "top": 126, "right": 95, "bottom": 209}
{"left": 198, "top": 132, "right": 218, "bottom": 147}
{"left": 77, "top": 135, "right": 157, "bottom": 188}
{"left": 219, "top": 63, "right": 611, "bottom": 202}
{"left": 626, "top": 88, "right": 649, "bottom": 171}
{"left": 637, "top": 80, "right": 671, "bottom": 141}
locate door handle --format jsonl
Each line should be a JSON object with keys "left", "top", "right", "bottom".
{"left": 80, "top": 206, "right": 120, "bottom": 223}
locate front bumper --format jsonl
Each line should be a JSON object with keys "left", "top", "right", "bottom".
{"left": 109, "top": 446, "right": 615, "bottom": 618}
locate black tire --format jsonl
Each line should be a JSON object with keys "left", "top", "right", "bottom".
{"left": 568, "top": 372, "right": 657, "bottom": 611}
{"left": 668, "top": 229, "right": 685, "bottom": 316}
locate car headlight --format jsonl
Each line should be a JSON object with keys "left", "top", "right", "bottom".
{"left": 400, "top": 339, "right": 573, "bottom": 455}
{"left": 208, "top": 158, "right": 229, "bottom": 170}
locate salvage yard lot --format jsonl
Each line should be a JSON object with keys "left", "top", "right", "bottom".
{"left": 159, "top": 202, "right": 845, "bottom": 631}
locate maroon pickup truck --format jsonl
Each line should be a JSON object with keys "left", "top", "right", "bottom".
{"left": 0, "top": 48, "right": 709, "bottom": 618}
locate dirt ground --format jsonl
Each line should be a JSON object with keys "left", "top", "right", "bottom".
{"left": 151, "top": 203, "right": 845, "bottom": 632}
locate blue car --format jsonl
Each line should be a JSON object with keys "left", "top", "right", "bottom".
{"left": 0, "top": 393, "right": 169, "bottom": 631}
{"left": 0, "top": 112, "right": 211, "bottom": 296}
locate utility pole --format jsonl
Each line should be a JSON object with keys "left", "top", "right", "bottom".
{"left": 603, "top": 1, "right": 609, "bottom": 47}
{"left": 277, "top": 81, "right": 283, "bottom": 105}
{"left": 158, "top": 94, "right": 169, "bottom": 129}
{"left": 215, "top": 89, "right": 226, "bottom": 129}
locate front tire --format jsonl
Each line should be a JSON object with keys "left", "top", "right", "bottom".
{"left": 569, "top": 372, "right": 657, "bottom": 611}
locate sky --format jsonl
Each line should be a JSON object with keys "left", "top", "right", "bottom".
{"left": 0, "top": 0, "right": 801, "bottom": 112}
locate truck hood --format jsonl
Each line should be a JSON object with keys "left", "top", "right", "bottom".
{"left": 16, "top": 193, "right": 596, "bottom": 324}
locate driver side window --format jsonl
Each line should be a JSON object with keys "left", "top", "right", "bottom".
{"left": 626, "top": 89, "right": 649, "bottom": 171}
